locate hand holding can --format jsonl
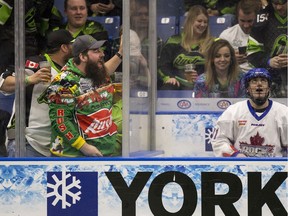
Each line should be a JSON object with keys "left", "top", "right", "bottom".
{"left": 184, "top": 64, "right": 198, "bottom": 82}
{"left": 39, "top": 61, "right": 51, "bottom": 84}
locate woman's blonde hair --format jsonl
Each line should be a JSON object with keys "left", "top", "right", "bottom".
{"left": 181, "top": 5, "right": 213, "bottom": 54}
{"left": 205, "top": 39, "right": 239, "bottom": 91}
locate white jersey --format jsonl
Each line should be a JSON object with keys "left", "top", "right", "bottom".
{"left": 219, "top": 24, "right": 252, "bottom": 73}
{"left": 25, "top": 67, "right": 59, "bottom": 156}
{"left": 212, "top": 100, "right": 288, "bottom": 157}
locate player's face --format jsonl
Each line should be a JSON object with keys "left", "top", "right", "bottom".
{"left": 238, "top": 9, "right": 256, "bottom": 34}
{"left": 192, "top": 14, "right": 208, "bottom": 37}
{"left": 65, "top": 0, "right": 88, "bottom": 28}
{"left": 248, "top": 77, "right": 270, "bottom": 99}
{"left": 213, "top": 46, "right": 231, "bottom": 74}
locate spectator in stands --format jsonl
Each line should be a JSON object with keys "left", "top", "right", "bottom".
{"left": 247, "top": 0, "right": 287, "bottom": 98}
{"left": 130, "top": 0, "right": 163, "bottom": 60}
{"left": 129, "top": 29, "right": 150, "bottom": 93}
{"left": 184, "top": 0, "right": 239, "bottom": 16}
{"left": 0, "top": 29, "right": 74, "bottom": 157}
{"left": 0, "top": 0, "right": 54, "bottom": 73}
{"left": 53, "top": 0, "right": 111, "bottom": 59}
{"left": 0, "top": 109, "right": 10, "bottom": 157}
{"left": 88, "top": 0, "right": 122, "bottom": 23}
{"left": 219, "top": 0, "right": 261, "bottom": 73}
{"left": 0, "top": 1, "right": 54, "bottom": 153}
{"left": 194, "top": 39, "right": 245, "bottom": 98}
{"left": 53, "top": 0, "right": 108, "bottom": 43}
{"left": 211, "top": 68, "right": 288, "bottom": 157}
{"left": 38, "top": 35, "right": 123, "bottom": 157}
{"left": 158, "top": 5, "right": 214, "bottom": 90}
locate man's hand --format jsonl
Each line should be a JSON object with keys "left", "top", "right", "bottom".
{"left": 234, "top": 49, "right": 247, "bottom": 64}
{"left": 269, "top": 54, "right": 288, "bottom": 69}
{"left": 27, "top": 68, "right": 52, "bottom": 85}
{"left": 90, "top": 0, "right": 115, "bottom": 15}
{"left": 80, "top": 143, "right": 103, "bottom": 157}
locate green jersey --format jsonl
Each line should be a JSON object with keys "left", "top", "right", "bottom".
{"left": 39, "top": 59, "right": 119, "bottom": 157}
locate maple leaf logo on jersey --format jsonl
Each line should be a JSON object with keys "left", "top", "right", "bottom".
{"left": 250, "top": 132, "right": 265, "bottom": 146}
{"left": 239, "top": 132, "right": 274, "bottom": 157}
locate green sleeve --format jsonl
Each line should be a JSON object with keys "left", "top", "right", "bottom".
{"left": 0, "top": 1, "right": 13, "bottom": 25}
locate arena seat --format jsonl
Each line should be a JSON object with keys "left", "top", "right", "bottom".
{"left": 178, "top": 14, "right": 236, "bottom": 38}
{"left": 208, "top": 15, "right": 236, "bottom": 37}
{"left": 178, "top": 15, "right": 186, "bottom": 33}
{"left": 53, "top": 0, "right": 65, "bottom": 17}
{"left": 88, "top": 16, "right": 121, "bottom": 40}
{"left": 157, "top": 16, "right": 178, "bottom": 43}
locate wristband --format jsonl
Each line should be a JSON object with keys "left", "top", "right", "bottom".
{"left": 25, "top": 76, "right": 30, "bottom": 85}
{"left": 115, "top": 52, "right": 122, "bottom": 60}
{"left": 267, "top": 59, "right": 271, "bottom": 67}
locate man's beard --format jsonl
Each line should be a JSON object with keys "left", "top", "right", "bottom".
{"left": 85, "top": 58, "right": 108, "bottom": 87}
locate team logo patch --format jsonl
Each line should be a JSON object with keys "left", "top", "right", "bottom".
{"left": 177, "top": 100, "right": 191, "bottom": 109}
{"left": 77, "top": 108, "right": 117, "bottom": 139}
{"left": 238, "top": 120, "right": 247, "bottom": 126}
{"left": 217, "top": 100, "right": 231, "bottom": 109}
{"left": 51, "top": 136, "right": 64, "bottom": 154}
{"left": 239, "top": 132, "right": 275, "bottom": 157}
{"left": 47, "top": 171, "right": 98, "bottom": 216}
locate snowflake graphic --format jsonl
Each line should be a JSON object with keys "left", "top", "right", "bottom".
{"left": 47, "top": 170, "right": 82, "bottom": 209}
{"left": 205, "top": 127, "right": 216, "bottom": 151}
{"left": 205, "top": 127, "right": 215, "bottom": 145}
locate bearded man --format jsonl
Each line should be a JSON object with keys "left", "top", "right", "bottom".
{"left": 39, "top": 34, "right": 123, "bottom": 157}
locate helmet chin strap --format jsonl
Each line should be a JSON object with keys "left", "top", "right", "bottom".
{"left": 247, "top": 89, "right": 270, "bottom": 107}
{"left": 252, "top": 96, "right": 268, "bottom": 106}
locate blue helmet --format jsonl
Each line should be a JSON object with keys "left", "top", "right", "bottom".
{"left": 244, "top": 68, "right": 272, "bottom": 88}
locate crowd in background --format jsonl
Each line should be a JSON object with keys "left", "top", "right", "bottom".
{"left": 0, "top": 0, "right": 287, "bottom": 157}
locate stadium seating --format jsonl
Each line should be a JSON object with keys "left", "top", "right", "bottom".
{"left": 178, "top": 15, "right": 186, "bottom": 33}
{"left": 88, "top": 16, "right": 121, "bottom": 40}
{"left": 157, "top": 16, "right": 178, "bottom": 43}
{"left": 53, "top": 0, "right": 65, "bottom": 17}
{"left": 157, "top": 0, "right": 185, "bottom": 17}
{"left": 178, "top": 14, "right": 236, "bottom": 37}
{"left": 208, "top": 14, "right": 236, "bottom": 37}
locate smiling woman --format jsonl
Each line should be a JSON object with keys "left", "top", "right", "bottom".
{"left": 193, "top": 39, "right": 246, "bottom": 98}
{"left": 158, "top": 5, "right": 214, "bottom": 90}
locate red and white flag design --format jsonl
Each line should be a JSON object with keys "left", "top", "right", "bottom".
{"left": 25, "top": 60, "right": 39, "bottom": 69}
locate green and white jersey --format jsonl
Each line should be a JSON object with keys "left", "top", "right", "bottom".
{"left": 39, "top": 59, "right": 119, "bottom": 157}
{"left": 158, "top": 33, "right": 206, "bottom": 89}
{"left": 247, "top": 7, "right": 287, "bottom": 68}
